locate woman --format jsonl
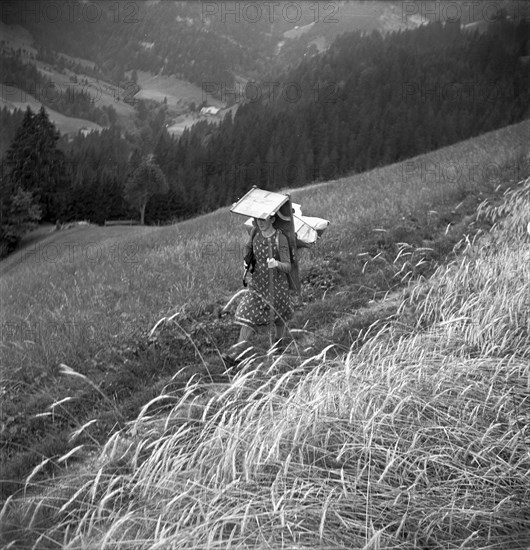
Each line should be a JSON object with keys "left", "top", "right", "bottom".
{"left": 223, "top": 215, "right": 292, "bottom": 365}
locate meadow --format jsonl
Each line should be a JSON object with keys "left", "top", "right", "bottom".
{"left": 134, "top": 70, "right": 224, "bottom": 112}
{"left": 0, "top": 84, "right": 104, "bottom": 137}
{"left": 0, "top": 119, "right": 529, "bottom": 547}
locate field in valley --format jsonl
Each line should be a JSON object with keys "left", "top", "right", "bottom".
{"left": 134, "top": 70, "right": 224, "bottom": 111}
{"left": 0, "top": 120, "right": 529, "bottom": 548}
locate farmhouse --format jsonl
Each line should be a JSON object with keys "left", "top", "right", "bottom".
{"left": 200, "top": 106, "right": 220, "bottom": 116}
{"left": 79, "top": 126, "right": 95, "bottom": 137}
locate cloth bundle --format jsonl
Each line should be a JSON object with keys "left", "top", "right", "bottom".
{"left": 245, "top": 203, "right": 329, "bottom": 246}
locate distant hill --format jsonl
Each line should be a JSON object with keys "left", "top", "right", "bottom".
{"left": 0, "top": 1, "right": 448, "bottom": 97}
{"left": 1, "top": 0, "right": 524, "bottom": 142}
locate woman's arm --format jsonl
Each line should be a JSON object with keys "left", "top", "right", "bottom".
{"left": 243, "top": 228, "right": 256, "bottom": 272}
{"left": 275, "top": 232, "right": 291, "bottom": 273}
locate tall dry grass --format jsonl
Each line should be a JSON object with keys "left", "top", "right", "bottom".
{"left": 404, "top": 176, "right": 530, "bottom": 358}
{"left": 3, "top": 182, "right": 529, "bottom": 546}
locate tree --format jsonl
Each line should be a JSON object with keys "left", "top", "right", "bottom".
{"left": 4, "top": 106, "right": 68, "bottom": 221}
{"left": 0, "top": 164, "right": 41, "bottom": 257}
{"left": 106, "top": 105, "right": 117, "bottom": 126}
{"left": 124, "top": 155, "right": 168, "bottom": 225}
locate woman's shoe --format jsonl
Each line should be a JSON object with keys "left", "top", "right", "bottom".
{"left": 221, "top": 352, "right": 239, "bottom": 367}
{"left": 270, "top": 338, "right": 289, "bottom": 355}
{"left": 222, "top": 345, "right": 254, "bottom": 370}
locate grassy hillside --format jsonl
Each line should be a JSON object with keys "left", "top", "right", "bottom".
{"left": 22, "top": 177, "right": 527, "bottom": 548}
{"left": 32, "top": 62, "right": 135, "bottom": 120}
{"left": 0, "top": 224, "right": 157, "bottom": 277}
{"left": 0, "top": 84, "right": 104, "bottom": 136}
{"left": 0, "top": 120, "right": 529, "bottom": 546}
{"left": 72, "top": 177, "right": 525, "bottom": 548}
{"left": 134, "top": 70, "right": 224, "bottom": 111}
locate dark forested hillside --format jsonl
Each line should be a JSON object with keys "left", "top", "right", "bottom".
{"left": 0, "top": 107, "right": 25, "bottom": 158}
{"left": 155, "top": 17, "right": 529, "bottom": 218}
{"left": 1, "top": 1, "right": 280, "bottom": 91}
{"left": 5, "top": 0, "right": 506, "bottom": 97}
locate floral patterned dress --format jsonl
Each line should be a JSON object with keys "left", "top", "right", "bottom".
{"left": 235, "top": 230, "right": 292, "bottom": 328}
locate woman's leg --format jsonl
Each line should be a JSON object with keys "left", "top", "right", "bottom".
{"left": 224, "top": 323, "right": 256, "bottom": 364}
{"left": 273, "top": 318, "right": 288, "bottom": 352}
{"left": 274, "top": 318, "right": 285, "bottom": 340}
{"left": 237, "top": 324, "right": 255, "bottom": 347}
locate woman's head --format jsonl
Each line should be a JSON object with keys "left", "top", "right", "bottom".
{"left": 256, "top": 215, "right": 275, "bottom": 233}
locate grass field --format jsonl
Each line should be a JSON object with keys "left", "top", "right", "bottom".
{"left": 0, "top": 84, "right": 104, "bottom": 136}
{"left": 165, "top": 112, "right": 206, "bottom": 137}
{"left": 134, "top": 70, "right": 224, "bottom": 111}
{"left": 0, "top": 120, "right": 529, "bottom": 548}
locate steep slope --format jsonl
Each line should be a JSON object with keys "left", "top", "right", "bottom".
{"left": 1, "top": 127, "right": 529, "bottom": 549}
{"left": 0, "top": 119, "right": 528, "bottom": 513}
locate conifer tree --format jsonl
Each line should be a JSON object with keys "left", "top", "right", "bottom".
{"left": 4, "top": 106, "right": 67, "bottom": 221}
{"left": 125, "top": 155, "right": 168, "bottom": 225}
{"left": 0, "top": 161, "right": 41, "bottom": 257}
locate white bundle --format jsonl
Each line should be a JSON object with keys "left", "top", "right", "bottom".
{"left": 244, "top": 203, "right": 329, "bottom": 246}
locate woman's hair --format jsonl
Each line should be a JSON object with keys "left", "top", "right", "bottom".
{"left": 254, "top": 215, "right": 275, "bottom": 224}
